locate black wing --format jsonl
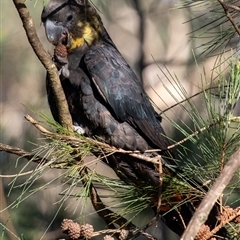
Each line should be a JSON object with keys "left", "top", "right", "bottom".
{"left": 84, "top": 43, "right": 170, "bottom": 150}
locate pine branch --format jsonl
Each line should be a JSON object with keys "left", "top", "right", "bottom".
{"left": 24, "top": 114, "right": 163, "bottom": 165}
{"left": 0, "top": 143, "right": 47, "bottom": 165}
{"left": 160, "top": 85, "right": 221, "bottom": 114}
{"left": 181, "top": 147, "right": 240, "bottom": 240}
{"left": 0, "top": 137, "right": 158, "bottom": 239}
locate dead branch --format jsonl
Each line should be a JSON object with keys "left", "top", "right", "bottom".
{"left": 12, "top": 0, "right": 72, "bottom": 130}
{"left": 181, "top": 147, "right": 240, "bottom": 240}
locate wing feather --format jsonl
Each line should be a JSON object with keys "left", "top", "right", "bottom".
{"left": 84, "top": 43, "right": 170, "bottom": 150}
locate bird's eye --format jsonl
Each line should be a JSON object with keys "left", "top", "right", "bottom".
{"left": 67, "top": 14, "right": 73, "bottom": 22}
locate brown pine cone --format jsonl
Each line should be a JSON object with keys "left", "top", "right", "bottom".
{"left": 195, "top": 225, "right": 211, "bottom": 240}
{"left": 218, "top": 206, "right": 235, "bottom": 222}
{"left": 61, "top": 219, "right": 73, "bottom": 233}
{"left": 60, "top": 219, "right": 81, "bottom": 240}
{"left": 54, "top": 44, "right": 68, "bottom": 58}
{"left": 68, "top": 221, "right": 81, "bottom": 240}
{"left": 119, "top": 229, "right": 129, "bottom": 240}
{"left": 234, "top": 215, "right": 240, "bottom": 223}
{"left": 233, "top": 206, "right": 240, "bottom": 223}
{"left": 81, "top": 223, "right": 94, "bottom": 239}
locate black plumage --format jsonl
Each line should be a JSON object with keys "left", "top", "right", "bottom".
{"left": 41, "top": 0, "right": 227, "bottom": 238}
{"left": 42, "top": 0, "right": 173, "bottom": 186}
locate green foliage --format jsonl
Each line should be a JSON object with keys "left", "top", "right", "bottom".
{"left": 177, "top": 0, "right": 240, "bottom": 57}
{"left": 5, "top": 54, "right": 240, "bottom": 239}
{"left": 2, "top": 0, "right": 240, "bottom": 239}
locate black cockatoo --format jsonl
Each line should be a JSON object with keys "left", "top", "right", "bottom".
{"left": 41, "top": 0, "right": 227, "bottom": 238}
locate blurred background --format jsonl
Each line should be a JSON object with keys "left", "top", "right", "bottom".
{"left": 1, "top": 0, "right": 239, "bottom": 240}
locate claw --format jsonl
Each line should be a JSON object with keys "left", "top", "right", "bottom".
{"left": 73, "top": 125, "right": 85, "bottom": 134}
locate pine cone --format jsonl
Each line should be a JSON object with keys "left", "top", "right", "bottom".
{"left": 233, "top": 215, "right": 240, "bottom": 223}
{"left": 68, "top": 221, "right": 81, "bottom": 240}
{"left": 60, "top": 219, "right": 81, "bottom": 240}
{"left": 218, "top": 206, "right": 235, "bottom": 222}
{"left": 54, "top": 44, "right": 68, "bottom": 58}
{"left": 233, "top": 206, "right": 240, "bottom": 223}
{"left": 81, "top": 223, "right": 94, "bottom": 239}
{"left": 61, "top": 219, "right": 73, "bottom": 233}
{"left": 195, "top": 225, "right": 211, "bottom": 240}
{"left": 119, "top": 229, "right": 129, "bottom": 240}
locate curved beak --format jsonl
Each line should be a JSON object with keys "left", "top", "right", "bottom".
{"left": 44, "top": 19, "right": 68, "bottom": 46}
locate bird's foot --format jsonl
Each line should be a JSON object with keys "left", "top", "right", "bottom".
{"left": 58, "top": 64, "right": 70, "bottom": 78}
{"left": 73, "top": 124, "right": 85, "bottom": 135}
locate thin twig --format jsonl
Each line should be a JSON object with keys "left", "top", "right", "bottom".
{"left": 24, "top": 114, "right": 116, "bottom": 150}
{"left": 92, "top": 226, "right": 158, "bottom": 240}
{"left": 166, "top": 121, "right": 218, "bottom": 150}
{"left": 71, "top": 226, "right": 158, "bottom": 240}
{"left": 166, "top": 116, "right": 240, "bottom": 150}
{"left": 0, "top": 115, "right": 162, "bottom": 168}
{"left": 156, "top": 155, "right": 163, "bottom": 217}
{"left": 218, "top": 0, "right": 240, "bottom": 36}
{"left": 181, "top": 147, "right": 240, "bottom": 240}
{"left": 90, "top": 225, "right": 158, "bottom": 240}
{"left": 0, "top": 171, "right": 35, "bottom": 178}
{"left": 80, "top": 167, "right": 132, "bottom": 230}
{"left": 0, "top": 143, "right": 48, "bottom": 165}
{"left": 219, "top": 1, "right": 240, "bottom": 14}
{"left": 161, "top": 86, "right": 220, "bottom": 114}
{"left": 12, "top": 0, "right": 72, "bottom": 129}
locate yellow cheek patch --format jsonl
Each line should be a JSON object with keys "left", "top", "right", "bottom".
{"left": 82, "top": 23, "right": 95, "bottom": 45}
{"left": 68, "top": 36, "right": 85, "bottom": 52}
{"left": 68, "top": 19, "right": 102, "bottom": 51}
